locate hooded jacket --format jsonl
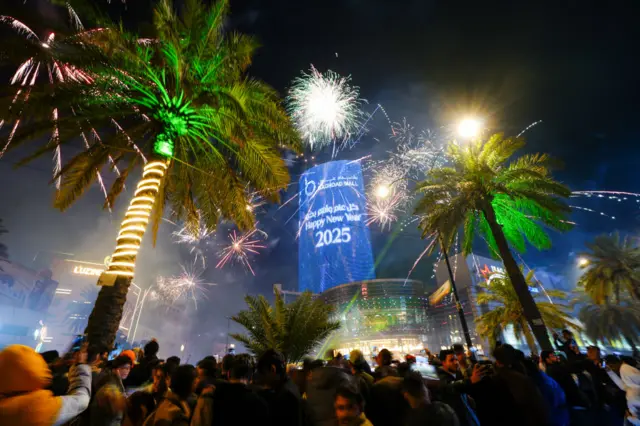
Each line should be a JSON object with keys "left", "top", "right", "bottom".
{"left": 0, "top": 344, "right": 91, "bottom": 426}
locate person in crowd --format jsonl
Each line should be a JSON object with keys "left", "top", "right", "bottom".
{"left": 553, "top": 330, "right": 578, "bottom": 358}
{"left": 580, "top": 346, "right": 626, "bottom": 425}
{"left": 469, "top": 344, "right": 549, "bottom": 426}
{"left": 451, "top": 344, "right": 472, "bottom": 378}
{"left": 121, "top": 350, "right": 138, "bottom": 367}
{"left": 144, "top": 364, "right": 196, "bottom": 426}
{"left": 349, "top": 351, "right": 374, "bottom": 404}
{"left": 619, "top": 357, "right": 640, "bottom": 425}
{"left": 425, "top": 348, "right": 442, "bottom": 366}
{"left": 304, "top": 361, "right": 352, "bottom": 426}
{"left": 350, "top": 349, "right": 372, "bottom": 375}
{"left": 166, "top": 356, "right": 181, "bottom": 367}
{"left": 256, "top": 349, "right": 302, "bottom": 426}
{"left": 541, "top": 349, "right": 594, "bottom": 425}
{"left": 519, "top": 353, "right": 570, "bottom": 426}
{"left": 125, "top": 363, "right": 170, "bottom": 426}
{"left": 126, "top": 340, "right": 161, "bottom": 388}
{"left": 0, "top": 344, "right": 91, "bottom": 425}
{"left": 90, "top": 354, "right": 133, "bottom": 426}
{"left": 435, "top": 349, "right": 481, "bottom": 426}
{"left": 194, "top": 358, "right": 218, "bottom": 395}
{"left": 220, "top": 354, "right": 234, "bottom": 380}
{"left": 402, "top": 371, "right": 460, "bottom": 426}
{"left": 191, "top": 353, "right": 269, "bottom": 426}
{"left": 334, "top": 384, "right": 374, "bottom": 426}
{"left": 366, "top": 364, "right": 408, "bottom": 426}
{"left": 374, "top": 348, "right": 397, "bottom": 379}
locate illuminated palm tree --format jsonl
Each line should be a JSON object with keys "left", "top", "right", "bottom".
{"left": 231, "top": 289, "right": 340, "bottom": 364}
{"left": 578, "top": 232, "right": 640, "bottom": 303}
{"left": 414, "top": 134, "right": 572, "bottom": 351}
{"left": 1, "top": 0, "right": 299, "bottom": 347}
{"left": 475, "top": 268, "right": 575, "bottom": 354}
{"left": 577, "top": 297, "right": 640, "bottom": 352}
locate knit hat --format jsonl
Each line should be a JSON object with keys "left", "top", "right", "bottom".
{"left": 0, "top": 344, "right": 52, "bottom": 394}
{"left": 120, "top": 350, "right": 137, "bottom": 366}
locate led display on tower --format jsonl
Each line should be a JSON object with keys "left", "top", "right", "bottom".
{"left": 298, "top": 160, "right": 375, "bottom": 293}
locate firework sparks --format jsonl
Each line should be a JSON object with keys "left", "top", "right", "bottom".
{"left": 216, "top": 228, "right": 266, "bottom": 275}
{"left": 172, "top": 213, "right": 216, "bottom": 268}
{"left": 366, "top": 193, "right": 402, "bottom": 230}
{"left": 0, "top": 12, "right": 126, "bottom": 208}
{"left": 287, "top": 65, "right": 363, "bottom": 151}
{"left": 156, "top": 263, "right": 215, "bottom": 309}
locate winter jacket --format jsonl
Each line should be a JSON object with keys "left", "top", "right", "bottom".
{"left": 435, "top": 368, "right": 480, "bottom": 426}
{"left": 0, "top": 344, "right": 91, "bottom": 426}
{"left": 90, "top": 370, "right": 127, "bottom": 426}
{"left": 620, "top": 363, "right": 640, "bottom": 425}
{"left": 143, "top": 391, "right": 190, "bottom": 426}
{"left": 126, "top": 355, "right": 160, "bottom": 388}
{"left": 530, "top": 370, "right": 570, "bottom": 426}
{"left": 125, "top": 387, "right": 166, "bottom": 426}
{"left": 190, "top": 381, "right": 269, "bottom": 426}
{"left": 405, "top": 401, "right": 460, "bottom": 426}
{"left": 258, "top": 378, "right": 302, "bottom": 426}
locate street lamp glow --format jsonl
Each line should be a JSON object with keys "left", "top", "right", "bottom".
{"left": 577, "top": 257, "right": 589, "bottom": 267}
{"left": 180, "top": 344, "right": 185, "bottom": 352}
{"left": 375, "top": 184, "right": 391, "bottom": 199}
{"left": 457, "top": 118, "right": 482, "bottom": 139}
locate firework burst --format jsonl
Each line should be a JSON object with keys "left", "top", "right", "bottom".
{"left": 171, "top": 212, "right": 216, "bottom": 267}
{"left": 0, "top": 12, "right": 134, "bottom": 210}
{"left": 156, "top": 262, "right": 215, "bottom": 309}
{"left": 216, "top": 227, "right": 267, "bottom": 275}
{"left": 287, "top": 65, "right": 364, "bottom": 151}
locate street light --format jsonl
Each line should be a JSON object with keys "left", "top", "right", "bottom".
{"left": 577, "top": 257, "right": 589, "bottom": 267}
{"left": 457, "top": 118, "right": 482, "bottom": 139}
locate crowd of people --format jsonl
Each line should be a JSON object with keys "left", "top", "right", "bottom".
{"left": 0, "top": 330, "right": 639, "bottom": 426}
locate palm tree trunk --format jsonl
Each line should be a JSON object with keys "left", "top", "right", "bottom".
{"left": 482, "top": 201, "right": 553, "bottom": 352}
{"left": 521, "top": 319, "right": 538, "bottom": 356}
{"left": 85, "top": 159, "right": 169, "bottom": 348}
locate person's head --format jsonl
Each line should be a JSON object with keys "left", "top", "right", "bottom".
{"left": 402, "top": 371, "right": 430, "bottom": 408}
{"left": 257, "top": 349, "right": 286, "bottom": 387}
{"left": 111, "top": 355, "right": 132, "bottom": 380}
{"left": 587, "top": 346, "right": 601, "bottom": 363}
{"left": 152, "top": 364, "right": 170, "bottom": 394}
{"left": 120, "top": 349, "right": 137, "bottom": 366}
{"left": 439, "top": 349, "right": 459, "bottom": 374}
{"left": 229, "top": 354, "right": 252, "bottom": 383}
{"left": 376, "top": 349, "right": 392, "bottom": 367}
{"left": 221, "top": 354, "right": 234, "bottom": 376}
{"left": 334, "top": 385, "right": 365, "bottom": 425}
{"left": 169, "top": 364, "right": 196, "bottom": 399}
{"left": 493, "top": 344, "right": 517, "bottom": 368}
{"left": 451, "top": 343, "right": 467, "bottom": 362}
{"left": 540, "top": 350, "right": 560, "bottom": 366}
{"left": 405, "top": 354, "right": 416, "bottom": 364}
{"left": 605, "top": 354, "right": 622, "bottom": 373}
{"left": 144, "top": 340, "right": 159, "bottom": 358}
{"left": 196, "top": 358, "right": 217, "bottom": 380}
{"left": 562, "top": 329, "right": 573, "bottom": 340}
{"left": 40, "top": 350, "right": 60, "bottom": 365}
{"left": 166, "top": 356, "right": 180, "bottom": 367}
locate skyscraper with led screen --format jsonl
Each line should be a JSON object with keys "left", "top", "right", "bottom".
{"left": 298, "top": 160, "right": 375, "bottom": 293}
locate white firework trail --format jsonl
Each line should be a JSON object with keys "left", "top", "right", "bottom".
{"left": 156, "top": 262, "right": 215, "bottom": 309}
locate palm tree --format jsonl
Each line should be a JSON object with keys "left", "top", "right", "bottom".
{"left": 230, "top": 289, "right": 341, "bottom": 364}
{"left": 414, "top": 134, "right": 572, "bottom": 351}
{"left": 1, "top": 0, "right": 299, "bottom": 348}
{"left": 577, "top": 298, "right": 640, "bottom": 352}
{"left": 578, "top": 232, "right": 640, "bottom": 303}
{"left": 475, "top": 269, "right": 575, "bottom": 354}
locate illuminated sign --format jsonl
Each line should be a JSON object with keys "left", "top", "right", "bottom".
{"left": 478, "top": 264, "right": 538, "bottom": 293}
{"left": 72, "top": 265, "right": 104, "bottom": 277}
{"left": 298, "top": 160, "right": 375, "bottom": 293}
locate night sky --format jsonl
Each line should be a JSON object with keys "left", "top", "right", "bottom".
{"left": 1, "top": 0, "right": 639, "bottom": 347}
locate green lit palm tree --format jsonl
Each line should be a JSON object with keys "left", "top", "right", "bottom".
{"left": 578, "top": 232, "right": 640, "bottom": 303}
{"left": 414, "top": 134, "right": 572, "bottom": 351}
{"left": 476, "top": 269, "right": 575, "bottom": 354}
{"left": 1, "top": 0, "right": 299, "bottom": 348}
{"left": 231, "top": 289, "right": 341, "bottom": 364}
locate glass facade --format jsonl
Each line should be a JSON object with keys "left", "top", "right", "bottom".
{"left": 320, "top": 279, "right": 429, "bottom": 356}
